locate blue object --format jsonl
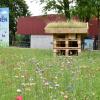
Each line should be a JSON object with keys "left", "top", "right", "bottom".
{"left": 0, "top": 8, "right": 9, "bottom": 47}
{"left": 84, "top": 39, "right": 94, "bottom": 50}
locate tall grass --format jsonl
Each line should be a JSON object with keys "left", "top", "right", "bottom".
{"left": 0, "top": 47, "right": 100, "bottom": 100}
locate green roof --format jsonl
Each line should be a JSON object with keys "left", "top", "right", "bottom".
{"left": 45, "top": 21, "right": 88, "bottom": 28}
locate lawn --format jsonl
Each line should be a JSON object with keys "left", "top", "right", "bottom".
{"left": 0, "top": 47, "right": 100, "bottom": 100}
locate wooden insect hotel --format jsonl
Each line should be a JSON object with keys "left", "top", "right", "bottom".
{"left": 45, "top": 21, "right": 88, "bottom": 56}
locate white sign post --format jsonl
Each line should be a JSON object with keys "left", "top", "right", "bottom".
{"left": 0, "top": 8, "right": 9, "bottom": 47}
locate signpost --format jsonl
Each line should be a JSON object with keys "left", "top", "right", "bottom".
{"left": 0, "top": 8, "right": 9, "bottom": 47}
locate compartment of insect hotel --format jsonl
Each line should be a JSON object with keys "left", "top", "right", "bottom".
{"left": 45, "top": 21, "right": 88, "bottom": 56}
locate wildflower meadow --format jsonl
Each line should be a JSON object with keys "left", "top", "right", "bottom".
{"left": 0, "top": 47, "right": 100, "bottom": 100}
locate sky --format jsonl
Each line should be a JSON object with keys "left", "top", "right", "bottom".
{"left": 24, "top": 0, "right": 55, "bottom": 16}
{"left": 24, "top": 0, "right": 43, "bottom": 16}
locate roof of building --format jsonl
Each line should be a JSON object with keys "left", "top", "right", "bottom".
{"left": 17, "top": 14, "right": 66, "bottom": 35}
{"left": 45, "top": 21, "right": 87, "bottom": 28}
{"left": 17, "top": 14, "right": 100, "bottom": 37}
{"left": 45, "top": 21, "right": 88, "bottom": 34}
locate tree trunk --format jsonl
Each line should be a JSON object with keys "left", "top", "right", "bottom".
{"left": 12, "top": 33, "right": 16, "bottom": 46}
{"left": 63, "top": 0, "right": 70, "bottom": 19}
{"left": 98, "top": 35, "right": 100, "bottom": 49}
{"left": 97, "top": 9, "right": 100, "bottom": 49}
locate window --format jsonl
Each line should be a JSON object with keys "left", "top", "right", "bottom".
{"left": 68, "top": 41, "right": 78, "bottom": 47}
{"left": 57, "top": 50, "right": 65, "bottom": 55}
{"left": 56, "top": 41, "right": 65, "bottom": 47}
{"left": 68, "top": 50, "right": 78, "bottom": 56}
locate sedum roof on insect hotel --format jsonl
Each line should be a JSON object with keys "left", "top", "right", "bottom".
{"left": 45, "top": 21, "right": 88, "bottom": 34}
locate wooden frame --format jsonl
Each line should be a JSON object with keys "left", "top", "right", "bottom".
{"left": 45, "top": 22, "right": 88, "bottom": 56}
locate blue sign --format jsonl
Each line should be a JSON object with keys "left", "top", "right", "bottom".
{"left": 0, "top": 8, "right": 9, "bottom": 47}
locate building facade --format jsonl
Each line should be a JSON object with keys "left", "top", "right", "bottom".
{"left": 31, "top": 35, "right": 53, "bottom": 49}
{"left": 17, "top": 15, "right": 100, "bottom": 49}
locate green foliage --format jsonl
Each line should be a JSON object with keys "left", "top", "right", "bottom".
{"left": 75, "top": 0, "right": 100, "bottom": 21}
{"left": 15, "top": 34, "right": 30, "bottom": 47}
{"left": 38, "top": 0, "right": 100, "bottom": 22}
{"left": 39, "top": 0, "right": 72, "bottom": 19}
{"left": 0, "top": 48, "right": 100, "bottom": 100}
{"left": 0, "top": 0, "right": 30, "bottom": 45}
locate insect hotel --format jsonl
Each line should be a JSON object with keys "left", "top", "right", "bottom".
{"left": 45, "top": 21, "right": 88, "bottom": 56}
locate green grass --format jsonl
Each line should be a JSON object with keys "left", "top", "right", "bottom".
{"left": 0, "top": 47, "right": 100, "bottom": 100}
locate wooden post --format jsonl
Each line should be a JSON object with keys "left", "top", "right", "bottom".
{"left": 65, "top": 49, "right": 68, "bottom": 56}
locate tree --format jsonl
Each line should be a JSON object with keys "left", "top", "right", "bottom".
{"left": 38, "top": 0, "right": 100, "bottom": 21}
{"left": 72, "top": 0, "right": 93, "bottom": 22}
{"left": 74, "top": 0, "right": 100, "bottom": 22}
{"left": 38, "top": 0, "right": 75, "bottom": 19}
{"left": 75, "top": 0, "right": 100, "bottom": 49}
{"left": 0, "top": 0, "right": 30, "bottom": 45}
{"left": 92, "top": 0, "right": 100, "bottom": 49}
